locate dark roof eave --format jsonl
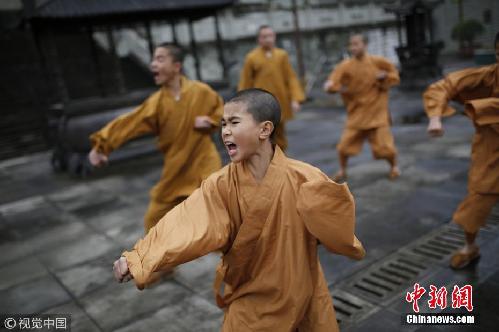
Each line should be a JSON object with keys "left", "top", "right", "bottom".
{"left": 29, "top": 0, "right": 234, "bottom": 25}
{"left": 30, "top": 10, "right": 221, "bottom": 26}
{"left": 384, "top": 0, "right": 444, "bottom": 15}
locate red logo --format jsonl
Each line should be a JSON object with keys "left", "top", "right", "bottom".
{"left": 406, "top": 283, "right": 426, "bottom": 313}
{"left": 405, "top": 284, "right": 473, "bottom": 312}
{"left": 451, "top": 285, "right": 473, "bottom": 312}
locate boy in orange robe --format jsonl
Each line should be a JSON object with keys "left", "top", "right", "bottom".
{"left": 88, "top": 43, "right": 223, "bottom": 233}
{"left": 324, "top": 34, "right": 400, "bottom": 181}
{"left": 113, "top": 89, "right": 365, "bottom": 331}
{"left": 238, "top": 25, "right": 305, "bottom": 151}
{"left": 423, "top": 32, "right": 499, "bottom": 269}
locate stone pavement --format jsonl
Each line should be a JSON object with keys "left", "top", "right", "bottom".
{"left": 1, "top": 84, "right": 498, "bottom": 332}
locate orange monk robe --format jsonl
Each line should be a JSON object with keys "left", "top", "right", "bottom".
{"left": 238, "top": 47, "right": 305, "bottom": 150}
{"left": 327, "top": 55, "right": 400, "bottom": 159}
{"left": 123, "top": 146, "right": 365, "bottom": 332}
{"left": 423, "top": 64, "right": 499, "bottom": 233}
{"left": 90, "top": 76, "right": 223, "bottom": 231}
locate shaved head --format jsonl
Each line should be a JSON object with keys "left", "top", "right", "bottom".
{"left": 257, "top": 25, "right": 276, "bottom": 50}
{"left": 348, "top": 33, "right": 368, "bottom": 58}
{"left": 156, "top": 42, "right": 185, "bottom": 64}
{"left": 350, "top": 33, "right": 368, "bottom": 44}
{"left": 227, "top": 88, "right": 281, "bottom": 139}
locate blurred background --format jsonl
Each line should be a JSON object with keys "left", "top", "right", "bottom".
{"left": 1, "top": 1, "right": 498, "bottom": 332}
{"left": 1, "top": 0, "right": 497, "bottom": 163}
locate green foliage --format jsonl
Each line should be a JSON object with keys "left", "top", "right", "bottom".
{"left": 451, "top": 19, "right": 485, "bottom": 44}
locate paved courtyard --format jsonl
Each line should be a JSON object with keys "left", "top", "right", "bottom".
{"left": 1, "top": 83, "right": 498, "bottom": 331}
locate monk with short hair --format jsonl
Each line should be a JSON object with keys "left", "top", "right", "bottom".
{"left": 238, "top": 25, "right": 305, "bottom": 151}
{"left": 423, "top": 32, "right": 499, "bottom": 269}
{"left": 89, "top": 43, "right": 223, "bottom": 233}
{"left": 324, "top": 33, "right": 400, "bottom": 181}
{"left": 113, "top": 88, "right": 365, "bottom": 331}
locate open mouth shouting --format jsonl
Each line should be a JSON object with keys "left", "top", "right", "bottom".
{"left": 152, "top": 70, "right": 161, "bottom": 82}
{"left": 224, "top": 141, "right": 238, "bottom": 157}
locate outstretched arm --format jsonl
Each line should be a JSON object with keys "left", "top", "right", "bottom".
{"left": 297, "top": 179, "right": 365, "bottom": 260}
{"left": 90, "top": 93, "right": 161, "bottom": 157}
{"left": 423, "top": 66, "right": 492, "bottom": 137}
{"left": 118, "top": 176, "right": 232, "bottom": 289}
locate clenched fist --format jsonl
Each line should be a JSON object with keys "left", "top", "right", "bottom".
{"left": 88, "top": 148, "right": 108, "bottom": 167}
{"left": 113, "top": 256, "right": 133, "bottom": 283}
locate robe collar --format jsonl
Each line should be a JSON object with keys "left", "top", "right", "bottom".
{"left": 236, "top": 144, "right": 287, "bottom": 186}
{"left": 161, "top": 75, "right": 191, "bottom": 101}
{"left": 258, "top": 46, "right": 275, "bottom": 59}
{"left": 215, "top": 145, "right": 288, "bottom": 307}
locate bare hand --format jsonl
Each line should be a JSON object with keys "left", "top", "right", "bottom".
{"left": 427, "top": 116, "right": 444, "bottom": 137}
{"left": 194, "top": 116, "right": 213, "bottom": 129}
{"left": 113, "top": 256, "right": 132, "bottom": 283}
{"left": 323, "top": 80, "right": 333, "bottom": 92}
{"left": 291, "top": 101, "right": 301, "bottom": 113}
{"left": 376, "top": 70, "right": 387, "bottom": 80}
{"left": 88, "top": 148, "right": 108, "bottom": 167}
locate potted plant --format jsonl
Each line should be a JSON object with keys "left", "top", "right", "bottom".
{"left": 451, "top": 19, "right": 485, "bottom": 58}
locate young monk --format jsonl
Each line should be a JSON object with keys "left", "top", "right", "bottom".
{"left": 323, "top": 33, "right": 400, "bottom": 181}
{"left": 89, "top": 43, "right": 223, "bottom": 234}
{"left": 113, "top": 89, "right": 365, "bottom": 331}
{"left": 238, "top": 25, "right": 305, "bottom": 151}
{"left": 423, "top": 32, "right": 499, "bottom": 269}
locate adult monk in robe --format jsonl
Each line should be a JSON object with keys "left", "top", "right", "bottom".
{"left": 89, "top": 43, "right": 223, "bottom": 233}
{"left": 238, "top": 25, "right": 305, "bottom": 151}
{"left": 323, "top": 34, "right": 400, "bottom": 181}
{"left": 423, "top": 32, "right": 499, "bottom": 269}
{"left": 113, "top": 89, "right": 365, "bottom": 331}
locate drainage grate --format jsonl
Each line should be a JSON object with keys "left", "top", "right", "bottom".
{"left": 338, "top": 253, "right": 431, "bottom": 305}
{"left": 329, "top": 288, "right": 377, "bottom": 327}
{"left": 400, "top": 224, "right": 465, "bottom": 262}
{"left": 332, "top": 205, "right": 499, "bottom": 329}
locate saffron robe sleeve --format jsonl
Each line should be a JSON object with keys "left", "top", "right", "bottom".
{"left": 465, "top": 97, "right": 499, "bottom": 129}
{"left": 237, "top": 54, "right": 255, "bottom": 91}
{"left": 326, "top": 55, "right": 398, "bottom": 129}
{"left": 90, "top": 92, "right": 160, "bottom": 155}
{"left": 122, "top": 175, "right": 232, "bottom": 290}
{"left": 372, "top": 56, "right": 400, "bottom": 91}
{"left": 464, "top": 97, "right": 499, "bottom": 194}
{"left": 204, "top": 86, "right": 224, "bottom": 129}
{"left": 297, "top": 180, "right": 365, "bottom": 260}
{"left": 326, "top": 61, "right": 346, "bottom": 93}
{"left": 423, "top": 65, "right": 499, "bottom": 194}
{"left": 282, "top": 52, "right": 305, "bottom": 103}
{"left": 423, "top": 65, "right": 497, "bottom": 118}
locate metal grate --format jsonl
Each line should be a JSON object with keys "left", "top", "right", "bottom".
{"left": 337, "top": 253, "right": 431, "bottom": 305}
{"left": 332, "top": 205, "right": 499, "bottom": 329}
{"left": 330, "top": 288, "right": 377, "bottom": 327}
{"left": 400, "top": 224, "right": 465, "bottom": 262}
